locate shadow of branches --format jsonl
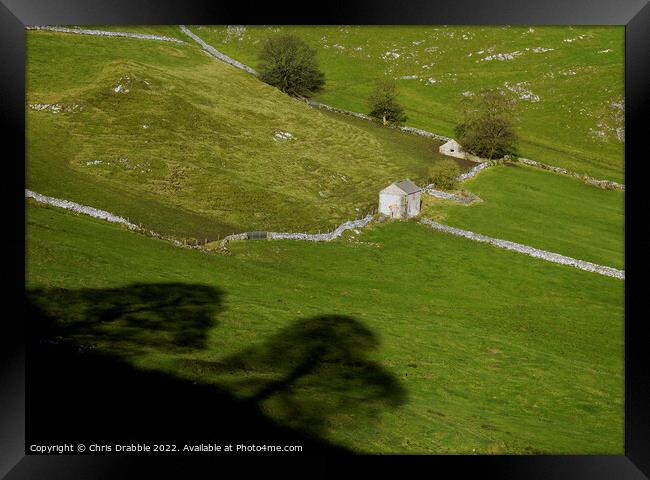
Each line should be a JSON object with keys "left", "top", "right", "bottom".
{"left": 26, "top": 284, "right": 406, "bottom": 451}
{"left": 185, "top": 315, "right": 407, "bottom": 436}
{"left": 27, "top": 282, "right": 223, "bottom": 353}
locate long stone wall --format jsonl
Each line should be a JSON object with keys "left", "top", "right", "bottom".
{"left": 178, "top": 28, "right": 624, "bottom": 191}
{"left": 26, "top": 189, "right": 623, "bottom": 280}
{"left": 179, "top": 25, "right": 258, "bottom": 75}
{"left": 25, "top": 190, "right": 209, "bottom": 252}
{"left": 30, "top": 24, "right": 624, "bottom": 190}
{"left": 307, "top": 100, "right": 374, "bottom": 122}
{"left": 420, "top": 218, "right": 624, "bottom": 280}
{"left": 307, "top": 100, "right": 452, "bottom": 142}
{"left": 25, "top": 29, "right": 625, "bottom": 275}
{"left": 220, "top": 214, "right": 375, "bottom": 249}
{"left": 422, "top": 187, "right": 481, "bottom": 204}
{"left": 456, "top": 161, "right": 495, "bottom": 182}
{"left": 518, "top": 157, "right": 624, "bottom": 191}
{"left": 26, "top": 190, "right": 140, "bottom": 229}
{"left": 398, "top": 125, "right": 451, "bottom": 142}
{"left": 26, "top": 26, "right": 185, "bottom": 44}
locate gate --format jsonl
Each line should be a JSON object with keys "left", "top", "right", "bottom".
{"left": 247, "top": 231, "right": 268, "bottom": 240}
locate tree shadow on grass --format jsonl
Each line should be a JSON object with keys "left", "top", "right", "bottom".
{"left": 26, "top": 284, "right": 406, "bottom": 452}
{"left": 28, "top": 283, "right": 222, "bottom": 354}
{"left": 183, "top": 315, "right": 408, "bottom": 437}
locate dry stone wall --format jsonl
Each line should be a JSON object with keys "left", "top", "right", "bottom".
{"left": 176, "top": 27, "right": 624, "bottom": 191}
{"left": 26, "top": 26, "right": 185, "bottom": 43}
{"left": 423, "top": 187, "right": 481, "bottom": 204}
{"left": 26, "top": 189, "right": 623, "bottom": 280}
{"left": 220, "top": 214, "right": 375, "bottom": 249}
{"left": 420, "top": 218, "right": 624, "bottom": 280}
{"left": 307, "top": 101, "right": 451, "bottom": 141}
{"left": 26, "top": 190, "right": 140, "bottom": 229}
{"left": 25, "top": 29, "right": 625, "bottom": 276}
{"left": 179, "top": 26, "right": 258, "bottom": 75}
{"left": 29, "top": 26, "right": 624, "bottom": 191}
{"left": 456, "top": 161, "right": 495, "bottom": 182}
{"left": 25, "top": 190, "right": 209, "bottom": 252}
{"left": 518, "top": 158, "right": 624, "bottom": 190}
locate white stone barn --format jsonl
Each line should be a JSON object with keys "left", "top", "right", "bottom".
{"left": 439, "top": 139, "right": 482, "bottom": 162}
{"left": 378, "top": 179, "right": 422, "bottom": 219}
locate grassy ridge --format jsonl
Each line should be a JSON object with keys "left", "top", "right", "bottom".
{"left": 194, "top": 25, "right": 624, "bottom": 182}
{"left": 27, "top": 203, "right": 623, "bottom": 454}
{"left": 26, "top": 30, "right": 455, "bottom": 239}
{"left": 423, "top": 164, "right": 625, "bottom": 269}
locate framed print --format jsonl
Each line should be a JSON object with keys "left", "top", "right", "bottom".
{"left": 2, "top": 0, "right": 649, "bottom": 477}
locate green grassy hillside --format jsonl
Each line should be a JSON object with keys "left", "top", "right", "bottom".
{"left": 26, "top": 30, "right": 457, "bottom": 239}
{"left": 25, "top": 26, "right": 625, "bottom": 455}
{"left": 195, "top": 25, "right": 624, "bottom": 182}
{"left": 27, "top": 203, "right": 623, "bottom": 454}
{"left": 423, "top": 164, "right": 624, "bottom": 269}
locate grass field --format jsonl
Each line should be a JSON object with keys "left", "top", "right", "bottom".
{"left": 194, "top": 25, "right": 625, "bottom": 182}
{"left": 423, "top": 163, "right": 625, "bottom": 269}
{"left": 26, "top": 30, "right": 459, "bottom": 240}
{"left": 25, "top": 25, "right": 625, "bottom": 455}
{"left": 26, "top": 203, "right": 624, "bottom": 454}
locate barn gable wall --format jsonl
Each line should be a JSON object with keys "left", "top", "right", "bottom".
{"left": 378, "top": 180, "right": 422, "bottom": 219}
{"left": 379, "top": 192, "right": 406, "bottom": 218}
{"left": 407, "top": 191, "right": 422, "bottom": 217}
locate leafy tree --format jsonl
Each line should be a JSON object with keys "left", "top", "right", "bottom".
{"left": 455, "top": 88, "right": 518, "bottom": 160}
{"left": 257, "top": 34, "right": 325, "bottom": 98}
{"left": 428, "top": 160, "right": 460, "bottom": 190}
{"left": 368, "top": 80, "right": 407, "bottom": 125}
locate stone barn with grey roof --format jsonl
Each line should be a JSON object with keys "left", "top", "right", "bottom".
{"left": 378, "top": 179, "right": 422, "bottom": 219}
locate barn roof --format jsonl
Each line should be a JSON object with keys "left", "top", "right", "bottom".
{"left": 393, "top": 179, "right": 421, "bottom": 195}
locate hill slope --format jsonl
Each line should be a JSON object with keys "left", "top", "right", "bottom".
{"left": 27, "top": 203, "right": 624, "bottom": 454}
{"left": 26, "top": 30, "right": 457, "bottom": 239}
{"left": 423, "top": 164, "right": 624, "bottom": 269}
{"left": 195, "top": 25, "right": 624, "bottom": 182}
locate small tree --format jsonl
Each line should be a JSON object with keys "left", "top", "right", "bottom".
{"left": 257, "top": 34, "right": 325, "bottom": 98}
{"left": 428, "top": 160, "right": 460, "bottom": 190}
{"left": 368, "top": 80, "right": 407, "bottom": 125}
{"left": 455, "top": 88, "right": 518, "bottom": 160}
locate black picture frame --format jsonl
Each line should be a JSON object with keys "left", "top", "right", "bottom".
{"left": 2, "top": 0, "right": 648, "bottom": 477}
